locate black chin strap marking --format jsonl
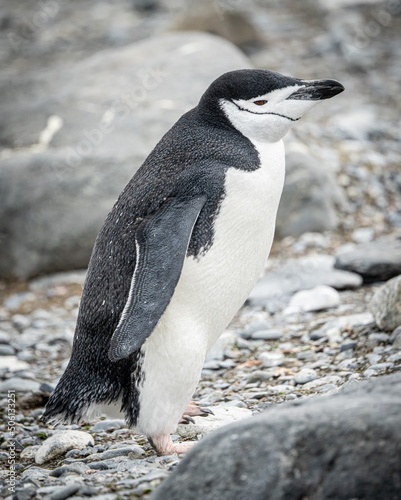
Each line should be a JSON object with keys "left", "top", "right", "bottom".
{"left": 231, "top": 100, "right": 301, "bottom": 122}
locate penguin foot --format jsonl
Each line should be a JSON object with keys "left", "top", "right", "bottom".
{"left": 149, "top": 434, "right": 195, "bottom": 455}
{"left": 179, "top": 401, "right": 213, "bottom": 424}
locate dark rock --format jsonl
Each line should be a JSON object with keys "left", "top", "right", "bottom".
{"left": 334, "top": 236, "right": 401, "bottom": 283}
{"left": 153, "top": 374, "right": 401, "bottom": 500}
{"left": 276, "top": 151, "right": 345, "bottom": 238}
{"left": 37, "top": 383, "right": 54, "bottom": 395}
{"left": 370, "top": 275, "right": 401, "bottom": 331}
{"left": 0, "top": 32, "right": 250, "bottom": 279}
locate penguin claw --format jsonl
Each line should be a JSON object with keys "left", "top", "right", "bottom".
{"left": 179, "top": 415, "right": 195, "bottom": 425}
{"left": 182, "top": 401, "right": 213, "bottom": 420}
{"left": 198, "top": 407, "right": 214, "bottom": 416}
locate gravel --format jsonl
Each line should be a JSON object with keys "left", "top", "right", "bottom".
{"left": 3, "top": 264, "right": 397, "bottom": 500}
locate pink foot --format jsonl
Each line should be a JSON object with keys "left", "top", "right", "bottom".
{"left": 179, "top": 401, "right": 213, "bottom": 424}
{"left": 149, "top": 434, "right": 195, "bottom": 455}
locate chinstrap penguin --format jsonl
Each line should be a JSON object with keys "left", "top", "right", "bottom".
{"left": 43, "top": 69, "right": 344, "bottom": 455}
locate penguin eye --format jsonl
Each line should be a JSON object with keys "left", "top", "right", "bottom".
{"left": 253, "top": 100, "right": 267, "bottom": 106}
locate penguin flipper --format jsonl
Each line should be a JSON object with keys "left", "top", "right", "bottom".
{"left": 108, "top": 195, "right": 207, "bottom": 362}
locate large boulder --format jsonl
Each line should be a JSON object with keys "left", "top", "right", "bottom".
{"left": 153, "top": 374, "right": 401, "bottom": 500}
{"left": 0, "top": 32, "right": 250, "bottom": 279}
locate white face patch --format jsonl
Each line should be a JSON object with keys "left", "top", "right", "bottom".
{"left": 220, "top": 84, "right": 320, "bottom": 143}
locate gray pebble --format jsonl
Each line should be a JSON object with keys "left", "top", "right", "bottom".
{"left": 366, "top": 353, "right": 382, "bottom": 365}
{"left": 337, "top": 358, "right": 359, "bottom": 370}
{"left": 259, "top": 352, "right": 284, "bottom": 367}
{"left": 17, "top": 351, "right": 35, "bottom": 362}
{"left": 390, "top": 326, "right": 401, "bottom": 347}
{"left": 294, "top": 368, "right": 318, "bottom": 385}
{"left": 86, "top": 495, "right": 117, "bottom": 500}
{"left": 388, "top": 352, "right": 401, "bottom": 363}
{"left": 48, "top": 483, "right": 81, "bottom": 500}
{"left": 303, "top": 375, "right": 342, "bottom": 390}
{"left": 251, "top": 330, "right": 282, "bottom": 341}
{"left": 0, "top": 330, "right": 11, "bottom": 343}
{"left": 368, "top": 333, "right": 390, "bottom": 344}
{"left": 0, "top": 344, "right": 16, "bottom": 355}
{"left": 20, "top": 467, "right": 50, "bottom": 480}
{"left": 202, "top": 360, "right": 221, "bottom": 370}
{"left": 12, "top": 486, "right": 37, "bottom": 500}
{"left": 88, "top": 461, "right": 110, "bottom": 470}
{"left": 0, "top": 377, "right": 40, "bottom": 392}
{"left": 363, "top": 369, "right": 377, "bottom": 378}
{"left": 241, "top": 322, "right": 270, "bottom": 339}
{"left": 339, "top": 341, "right": 357, "bottom": 352}
{"left": 49, "top": 462, "right": 89, "bottom": 477}
{"left": 235, "top": 337, "right": 250, "bottom": 349}
{"left": 5, "top": 293, "right": 34, "bottom": 311}
{"left": 317, "top": 383, "right": 338, "bottom": 393}
{"left": 368, "top": 363, "right": 394, "bottom": 371}
{"left": 246, "top": 370, "right": 274, "bottom": 383}
{"left": 309, "top": 329, "right": 327, "bottom": 340}
{"left": 91, "top": 420, "right": 126, "bottom": 433}
{"left": 11, "top": 314, "right": 31, "bottom": 331}
{"left": 99, "top": 446, "right": 144, "bottom": 460}
{"left": 296, "top": 351, "right": 316, "bottom": 361}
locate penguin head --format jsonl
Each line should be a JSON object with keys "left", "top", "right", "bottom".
{"left": 198, "top": 69, "right": 344, "bottom": 143}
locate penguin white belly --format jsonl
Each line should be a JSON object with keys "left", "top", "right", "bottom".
{"left": 136, "top": 139, "right": 285, "bottom": 437}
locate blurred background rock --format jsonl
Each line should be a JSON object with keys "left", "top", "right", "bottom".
{"left": 0, "top": 0, "right": 400, "bottom": 279}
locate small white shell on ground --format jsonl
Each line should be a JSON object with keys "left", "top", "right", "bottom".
{"left": 177, "top": 406, "right": 252, "bottom": 440}
{"left": 35, "top": 430, "right": 94, "bottom": 464}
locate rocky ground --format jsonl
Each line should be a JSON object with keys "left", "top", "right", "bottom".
{"left": 0, "top": 0, "right": 401, "bottom": 499}
{"left": 1, "top": 233, "right": 401, "bottom": 499}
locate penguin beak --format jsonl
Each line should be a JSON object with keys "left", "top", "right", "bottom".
{"left": 288, "top": 79, "right": 345, "bottom": 101}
